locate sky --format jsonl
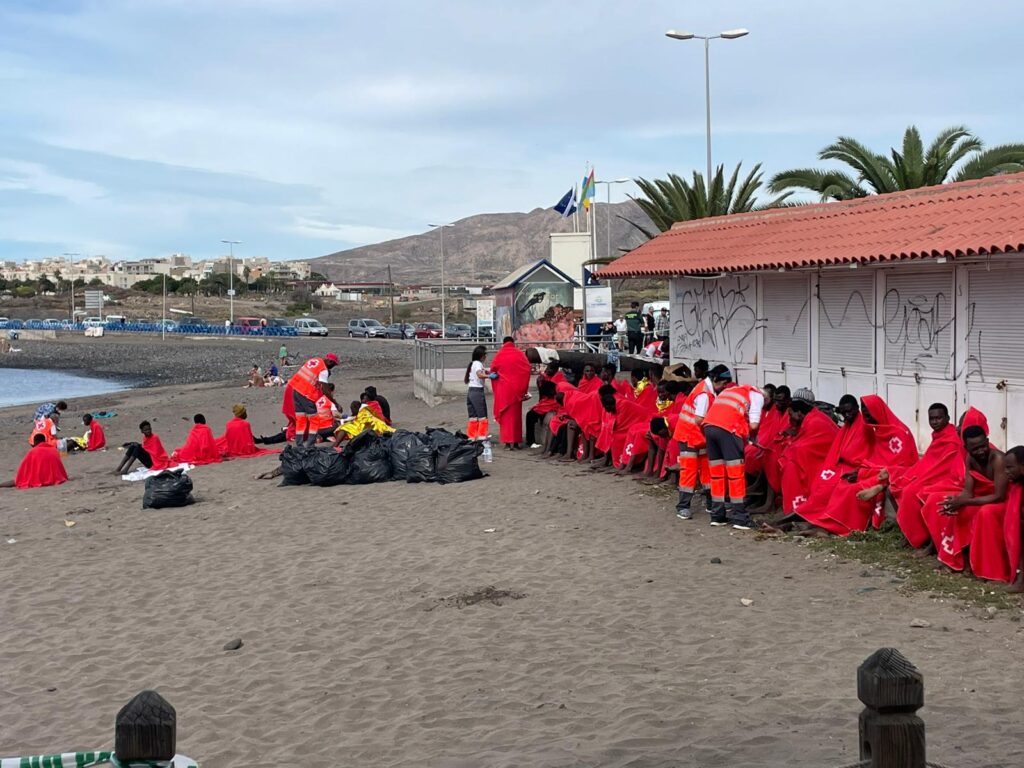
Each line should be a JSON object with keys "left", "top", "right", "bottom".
{"left": 2, "top": 0, "right": 1022, "bottom": 264}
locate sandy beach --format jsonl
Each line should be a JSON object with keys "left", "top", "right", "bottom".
{"left": 1, "top": 339, "right": 1022, "bottom": 768}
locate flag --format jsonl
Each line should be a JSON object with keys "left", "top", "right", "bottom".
{"left": 583, "top": 267, "right": 600, "bottom": 286}
{"left": 580, "top": 169, "right": 595, "bottom": 211}
{"left": 553, "top": 187, "right": 577, "bottom": 217}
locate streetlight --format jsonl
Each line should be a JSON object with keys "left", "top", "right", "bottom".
{"left": 665, "top": 27, "right": 749, "bottom": 184}
{"left": 221, "top": 239, "right": 241, "bottom": 323}
{"left": 428, "top": 223, "right": 454, "bottom": 338}
{"left": 594, "top": 179, "right": 631, "bottom": 258}
{"left": 62, "top": 252, "right": 79, "bottom": 321}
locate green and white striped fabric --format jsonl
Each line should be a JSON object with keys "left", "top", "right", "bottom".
{"left": 0, "top": 752, "right": 197, "bottom": 768}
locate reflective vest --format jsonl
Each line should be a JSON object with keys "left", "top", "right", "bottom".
{"left": 672, "top": 379, "right": 714, "bottom": 446}
{"left": 29, "top": 416, "right": 56, "bottom": 446}
{"left": 310, "top": 395, "right": 336, "bottom": 432}
{"left": 702, "top": 384, "right": 760, "bottom": 437}
{"left": 288, "top": 358, "right": 328, "bottom": 401}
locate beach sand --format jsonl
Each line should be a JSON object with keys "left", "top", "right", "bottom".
{"left": 1, "top": 352, "right": 1022, "bottom": 767}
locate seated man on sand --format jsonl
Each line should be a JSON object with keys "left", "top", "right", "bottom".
{"left": 216, "top": 404, "right": 272, "bottom": 458}
{"left": 115, "top": 420, "right": 172, "bottom": 475}
{"left": 172, "top": 414, "right": 222, "bottom": 465}
{"left": 244, "top": 364, "right": 265, "bottom": 388}
{"left": 360, "top": 387, "right": 391, "bottom": 424}
{"left": 1, "top": 433, "right": 69, "bottom": 489}
{"left": 67, "top": 413, "right": 106, "bottom": 452}
{"left": 526, "top": 380, "right": 559, "bottom": 450}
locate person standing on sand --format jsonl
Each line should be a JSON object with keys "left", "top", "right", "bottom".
{"left": 489, "top": 337, "right": 531, "bottom": 449}
{"left": 279, "top": 343, "right": 288, "bottom": 368}
{"left": 285, "top": 353, "right": 340, "bottom": 445}
{"left": 464, "top": 345, "right": 490, "bottom": 440}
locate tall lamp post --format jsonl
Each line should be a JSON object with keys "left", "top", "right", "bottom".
{"left": 428, "top": 223, "right": 454, "bottom": 338}
{"left": 63, "top": 252, "right": 79, "bottom": 322}
{"left": 221, "top": 239, "right": 241, "bottom": 323}
{"left": 665, "top": 27, "right": 749, "bottom": 184}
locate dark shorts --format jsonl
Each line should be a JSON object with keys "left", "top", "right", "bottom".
{"left": 292, "top": 389, "right": 318, "bottom": 415}
{"left": 125, "top": 442, "right": 153, "bottom": 469}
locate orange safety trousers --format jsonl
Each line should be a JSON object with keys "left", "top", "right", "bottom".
{"left": 708, "top": 459, "right": 746, "bottom": 503}
{"left": 677, "top": 444, "right": 710, "bottom": 494}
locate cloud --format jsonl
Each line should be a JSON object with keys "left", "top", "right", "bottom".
{"left": 0, "top": 159, "right": 106, "bottom": 203}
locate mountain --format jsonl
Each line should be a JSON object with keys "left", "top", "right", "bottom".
{"left": 311, "top": 201, "right": 653, "bottom": 286}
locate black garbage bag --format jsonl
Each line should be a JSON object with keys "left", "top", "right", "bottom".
{"left": 435, "top": 440, "right": 485, "bottom": 484}
{"left": 279, "top": 444, "right": 311, "bottom": 486}
{"left": 304, "top": 447, "right": 350, "bottom": 487}
{"left": 344, "top": 431, "right": 394, "bottom": 484}
{"left": 425, "top": 427, "right": 462, "bottom": 449}
{"left": 405, "top": 443, "right": 437, "bottom": 483}
{"left": 142, "top": 469, "right": 194, "bottom": 509}
{"left": 389, "top": 430, "right": 423, "bottom": 481}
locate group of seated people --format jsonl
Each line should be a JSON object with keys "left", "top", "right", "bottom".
{"left": 524, "top": 357, "right": 1023, "bottom": 592}
{"left": 244, "top": 361, "right": 286, "bottom": 388}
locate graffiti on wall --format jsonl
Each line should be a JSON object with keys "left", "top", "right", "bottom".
{"left": 671, "top": 275, "right": 763, "bottom": 364}
{"left": 881, "top": 287, "right": 955, "bottom": 377}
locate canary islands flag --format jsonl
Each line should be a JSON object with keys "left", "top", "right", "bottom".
{"left": 580, "top": 169, "right": 595, "bottom": 211}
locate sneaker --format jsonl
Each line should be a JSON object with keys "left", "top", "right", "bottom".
{"left": 731, "top": 518, "right": 756, "bottom": 531}
{"left": 675, "top": 509, "right": 693, "bottom": 521}
{"left": 529, "top": 443, "right": 542, "bottom": 449}
{"left": 709, "top": 516, "right": 728, "bottom": 527}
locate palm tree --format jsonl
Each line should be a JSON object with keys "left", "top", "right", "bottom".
{"left": 623, "top": 162, "right": 790, "bottom": 244}
{"left": 769, "top": 125, "right": 1024, "bottom": 201}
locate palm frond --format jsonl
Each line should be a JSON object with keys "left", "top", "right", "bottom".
{"left": 951, "top": 143, "right": 1024, "bottom": 182}
{"left": 768, "top": 168, "right": 867, "bottom": 200}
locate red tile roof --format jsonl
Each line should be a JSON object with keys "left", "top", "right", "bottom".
{"left": 599, "top": 172, "right": 1024, "bottom": 277}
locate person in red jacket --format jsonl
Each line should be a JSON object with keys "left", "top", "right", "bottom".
{"left": 115, "top": 421, "right": 172, "bottom": 474}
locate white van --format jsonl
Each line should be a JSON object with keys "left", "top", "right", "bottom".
{"left": 295, "top": 317, "right": 329, "bottom": 336}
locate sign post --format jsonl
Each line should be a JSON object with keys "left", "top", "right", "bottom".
{"left": 475, "top": 298, "right": 495, "bottom": 340}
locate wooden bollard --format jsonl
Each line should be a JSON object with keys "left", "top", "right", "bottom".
{"left": 857, "top": 648, "right": 925, "bottom": 768}
{"left": 115, "top": 690, "right": 177, "bottom": 763}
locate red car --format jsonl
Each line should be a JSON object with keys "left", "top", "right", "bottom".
{"left": 414, "top": 322, "right": 443, "bottom": 339}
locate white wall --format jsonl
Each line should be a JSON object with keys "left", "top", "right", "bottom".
{"left": 550, "top": 232, "right": 592, "bottom": 283}
{"left": 669, "top": 255, "right": 1024, "bottom": 450}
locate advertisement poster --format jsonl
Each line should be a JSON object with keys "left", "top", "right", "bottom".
{"left": 513, "top": 282, "right": 575, "bottom": 346}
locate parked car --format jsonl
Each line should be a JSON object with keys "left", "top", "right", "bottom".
{"left": 183, "top": 316, "right": 210, "bottom": 326}
{"left": 295, "top": 317, "right": 329, "bottom": 336}
{"left": 413, "top": 322, "right": 443, "bottom": 339}
{"left": 384, "top": 322, "right": 416, "bottom": 339}
{"left": 158, "top": 319, "right": 179, "bottom": 332}
{"left": 234, "top": 317, "right": 263, "bottom": 332}
{"left": 43, "top": 318, "right": 62, "bottom": 325}
{"left": 445, "top": 323, "right": 474, "bottom": 339}
{"left": 347, "top": 318, "right": 386, "bottom": 338}
{"left": 268, "top": 317, "right": 293, "bottom": 328}
{"left": 83, "top": 317, "right": 104, "bottom": 328}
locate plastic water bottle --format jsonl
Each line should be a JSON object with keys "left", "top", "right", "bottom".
{"left": 482, "top": 439, "right": 493, "bottom": 463}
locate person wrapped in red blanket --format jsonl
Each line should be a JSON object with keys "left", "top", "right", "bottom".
{"left": 1002, "top": 447, "right": 1024, "bottom": 593}
{"left": 7, "top": 434, "right": 69, "bottom": 489}
{"left": 918, "top": 425, "right": 1008, "bottom": 577}
{"left": 526, "top": 379, "right": 560, "bottom": 449}
{"left": 797, "top": 394, "right": 917, "bottom": 536}
{"left": 115, "top": 420, "right": 171, "bottom": 475}
{"left": 894, "top": 404, "right": 976, "bottom": 550}
{"left": 594, "top": 385, "right": 650, "bottom": 468}
{"left": 84, "top": 413, "right": 106, "bottom": 451}
{"left": 490, "top": 337, "right": 532, "bottom": 449}
{"left": 172, "top": 414, "right": 222, "bottom": 465}
{"left": 216, "top": 404, "right": 278, "bottom": 459}
{"left": 779, "top": 395, "right": 839, "bottom": 518}
{"left": 575, "top": 363, "right": 602, "bottom": 395}
{"left": 547, "top": 381, "right": 602, "bottom": 460}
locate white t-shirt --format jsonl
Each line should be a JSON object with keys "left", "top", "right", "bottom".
{"left": 318, "top": 369, "right": 330, "bottom": 383}
{"left": 468, "top": 360, "right": 485, "bottom": 388}
{"left": 693, "top": 377, "right": 714, "bottom": 418}
{"left": 614, "top": 319, "right": 627, "bottom": 333}
{"left": 748, "top": 390, "right": 765, "bottom": 426}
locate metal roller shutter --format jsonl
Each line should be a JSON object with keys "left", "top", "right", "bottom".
{"left": 818, "top": 273, "right": 875, "bottom": 369}
{"left": 882, "top": 270, "right": 954, "bottom": 376}
{"left": 762, "top": 274, "right": 810, "bottom": 363}
{"left": 967, "top": 266, "right": 1024, "bottom": 381}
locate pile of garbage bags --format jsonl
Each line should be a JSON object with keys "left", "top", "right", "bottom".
{"left": 279, "top": 428, "right": 485, "bottom": 488}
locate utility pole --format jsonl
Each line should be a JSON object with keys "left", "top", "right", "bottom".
{"left": 387, "top": 264, "right": 395, "bottom": 325}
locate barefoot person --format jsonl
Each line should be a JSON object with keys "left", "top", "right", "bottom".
{"left": 1003, "top": 446, "right": 1024, "bottom": 593}
{"left": 115, "top": 421, "right": 172, "bottom": 475}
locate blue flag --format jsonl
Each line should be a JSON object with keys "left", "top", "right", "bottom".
{"left": 553, "top": 187, "right": 577, "bottom": 217}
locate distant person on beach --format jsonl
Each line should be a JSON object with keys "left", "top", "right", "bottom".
{"left": 172, "top": 414, "right": 222, "bottom": 465}
{"left": 29, "top": 411, "right": 60, "bottom": 447}
{"left": 285, "top": 353, "right": 340, "bottom": 445}
{"left": 1, "top": 433, "right": 69, "bottom": 489}
{"left": 245, "top": 364, "right": 265, "bottom": 388}
{"left": 279, "top": 344, "right": 289, "bottom": 367}
{"left": 115, "top": 421, "right": 171, "bottom": 475}
{"left": 33, "top": 400, "right": 67, "bottom": 422}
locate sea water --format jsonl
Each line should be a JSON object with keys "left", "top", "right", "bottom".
{"left": 0, "top": 368, "right": 127, "bottom": 408}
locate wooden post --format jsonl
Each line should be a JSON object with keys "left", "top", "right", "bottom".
{"left": 858, "top": 648, "right": 925, "bottom": 768}
{"left": 115, "top": 690, "right": 176, "bottom": 763}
